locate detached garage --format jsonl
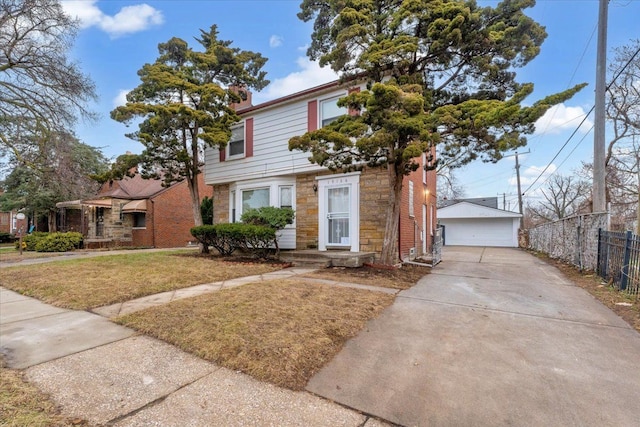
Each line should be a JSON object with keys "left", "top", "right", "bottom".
{"left": 438, "top": 201, "right": 521, "bottom": 247}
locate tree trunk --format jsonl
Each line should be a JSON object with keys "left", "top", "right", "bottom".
{"left": 187, "top": 171, "right": 203, "bottom": 226}
{"left": 48, "top": 210, "right": 56, "bottom": 232}
{"left": 187, "top": 172, "right": 207, "bottom": 253}
{"left": 380, "top": 164, "right": 403, "bottom": 265}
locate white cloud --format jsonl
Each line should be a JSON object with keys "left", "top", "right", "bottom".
{"left": 113, "top": 89, "right": 130, "bottom": 108}
{"left": 269, "top": 35, "right": 283, "bottom": 48}
{"left": 252, "top": 57, "right": 339, "bottom": 104}
{"left": 509, "top": 164, "right": 558, "bottom": 187}
{"left": 61, "top": 1, "right": 163, "bottom": 37}
{"left": 534, "top": 104, "right": 593, "bottom": 135}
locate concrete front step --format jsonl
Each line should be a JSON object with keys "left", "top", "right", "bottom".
{"left": 280, "top": 250, "right": 376, "bottom": 268}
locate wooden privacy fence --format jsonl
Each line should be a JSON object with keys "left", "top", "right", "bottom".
{"left": 597, "top": 230, "right": 640, "bottom": 300}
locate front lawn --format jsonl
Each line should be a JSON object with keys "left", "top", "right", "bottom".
{"left": 0, "top": 252, "right": 287, "bottom": 310}
{"left": 116, "top": 279, "right": 394, "bottom": 390}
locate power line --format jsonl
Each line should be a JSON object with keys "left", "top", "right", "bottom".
{"left": 523, "top": 42, "right": 640, "bottom": 196}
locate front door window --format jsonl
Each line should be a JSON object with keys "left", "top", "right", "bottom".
{"left": 327, "top": 186, "right": 350, "bottom": 246}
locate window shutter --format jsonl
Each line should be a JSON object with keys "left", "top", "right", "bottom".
{"left": 348, "top": 87, "right": 361, "bottom": 116}
{"left": 219, "top": 147, "right": 226, "bottom": 162}
{"left": 245, "top": 118, "right": 254, "bottom": 158}
{"left": 308, "top": 100, "right": 318, "bottom": 132}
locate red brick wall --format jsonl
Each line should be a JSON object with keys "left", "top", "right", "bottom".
{"left": 399, "top": 150, "right": 437, "bottom": 260}
{"left": 147, "top": 174, "right": 213, "bottom": 248}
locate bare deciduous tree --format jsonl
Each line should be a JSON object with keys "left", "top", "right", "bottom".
{"left": 437, "top": 168, "right": 466, "bottom": 207}
{"left": 606, "top": 39, "right": 640, "bottom": 233}
{"left": 0, "top": 0, "right": 96, "bottom": 163}
{"left": 527, "top": 174, "right": 590, "bottom": 223}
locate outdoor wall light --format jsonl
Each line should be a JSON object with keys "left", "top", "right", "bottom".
{"left": 313, "top": 183, "right": 318, "bottom": 193}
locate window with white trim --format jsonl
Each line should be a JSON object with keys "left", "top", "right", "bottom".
{"left": 422, "top": 153, "right": 427, "bottom": 184}
{"left": 229, "top": 179, "right": 296, "bottom": 226}
{"left": 409, "top": 181, "right": 414, "bottom": 217}
{"left": 279, "top": 186, "right": 293, "bottom": 209}
{"left": 241, "top": 187, "right": 270, "bottom": 214}
{"left": 227, "top": 123, "right": 245, "bottom": 159}
{"left": 230, "top": 191, "right": 236, "bottom": 222}
{"left": 320, "top": 96, "right": 346, "bottom": 127}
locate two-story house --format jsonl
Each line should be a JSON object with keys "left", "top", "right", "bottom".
{"left": 204, "top": 80, "right": 437, "bottom": 262}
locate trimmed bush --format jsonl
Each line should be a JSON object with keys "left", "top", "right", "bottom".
{"left": 191, "top": 223, "right": 277, "bottom": 258}
{"left": 18, "top": 232, "right": 48, "bottom": 251}
{"left": 32, "top": 232, "right": 84, "bottom": 252}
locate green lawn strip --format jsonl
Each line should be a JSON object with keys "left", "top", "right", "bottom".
{"left": 116, "top": 279, "right": 394, "bottom": 390}
{"left": 0, "top": 252, "right": 286, "bottom": 310}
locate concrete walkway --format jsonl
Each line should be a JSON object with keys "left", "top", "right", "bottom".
{"left": 307, "top": 246, "right": 640, "bottom": 426}
{"left": 0, "top": 262, "right": 390, "bottom": 426}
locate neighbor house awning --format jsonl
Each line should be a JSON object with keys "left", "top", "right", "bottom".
{"left": 81, "top": 199, "right": 113, "bottom": 207}
{"left": 56, "top": 199, "right": 113, "bottom": 209}
{"left": 122, "top": 199, "right": 147, "bottom": 213}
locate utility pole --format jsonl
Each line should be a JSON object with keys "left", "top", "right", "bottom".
{"left": 503, "top": 151, "right": 529, "bottom": 230}
{"left": 593, "top": 0, "right": 608, "bottom": 213}
{"left": 515, "top": 153, "right": 524, "bottom": 229}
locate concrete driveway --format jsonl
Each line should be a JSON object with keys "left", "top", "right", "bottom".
{"left": 307, "top": 246, "right": 640, "bottom": 426}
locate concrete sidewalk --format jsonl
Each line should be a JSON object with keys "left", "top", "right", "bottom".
{"left": 307, "top": 247, "right": 640, "bottom": 426}
{"left": 0, "top": 268, "right": 389, "bottom": 426}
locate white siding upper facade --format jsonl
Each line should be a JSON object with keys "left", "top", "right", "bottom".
{"left": 204, "top": 82, "right": 363, "bottom": 185}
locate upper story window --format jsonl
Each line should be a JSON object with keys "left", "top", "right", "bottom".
{"left": 228, "top": 123, "right": 245, "bottom": 159}
{"left": 320, "top": 96, "right": 346, "bottom": 127}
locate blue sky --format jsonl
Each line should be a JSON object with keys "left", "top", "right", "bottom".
{"left": 61, "top": 0, "right": 640, "bottom": 211}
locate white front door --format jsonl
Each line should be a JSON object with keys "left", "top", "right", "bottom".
{"left": 327, "top": 186, "right": 351, "bottom": 247}
{"left": 318, "top": 173, "right": 360, "bottom": 252}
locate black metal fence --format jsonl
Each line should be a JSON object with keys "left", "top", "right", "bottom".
{"left": 597, "top": 229, "right": 640, "bottom": 299}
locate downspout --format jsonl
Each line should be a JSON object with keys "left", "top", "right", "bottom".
{"left": 398, "top": 209, "right": 403, "bottom": 264}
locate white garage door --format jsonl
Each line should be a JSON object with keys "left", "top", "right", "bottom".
{"left": 441, "top": 218, "right": 516, "bottom": 247}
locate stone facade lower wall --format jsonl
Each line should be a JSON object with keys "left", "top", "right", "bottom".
{"left": 213, "top": 184, "right": 230, "bottom": 224}
{"left": 295, "top": 173, "right": 322, "bottom": 249}
{"left": 358, "top": 169, "right": 388, "bottom": 256}
{"left": 528, "top": 212, "right": 609, "bottom": 271}
{"left": 211, "top": 167, "right": 434, "bottom": 261}
{"left": 294, "top": 169, "right": 388, "bottom": 254}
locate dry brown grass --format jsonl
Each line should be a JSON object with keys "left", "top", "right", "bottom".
{"left": 301, "top": 264, "right": 429, "bottom": 289}
{"left": 0, "top": 252, "right": 287, "bottom": 310}
{"left": 0, "top": 365, "right": 91, "bottom": 426}
{"left": 116, "top": 279, "right": 394, "bottom": 390}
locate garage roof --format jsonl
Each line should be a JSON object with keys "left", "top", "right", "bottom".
{"left": 438, "top": 201, "right": 522, "bottom": 219}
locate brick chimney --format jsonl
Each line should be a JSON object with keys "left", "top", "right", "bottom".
{"left": 229, "top": 86, "right": 252, "bottom": 110}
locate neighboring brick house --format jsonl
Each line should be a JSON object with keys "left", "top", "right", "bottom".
{"left": 204, "top": 81, "right": 438, "bottom": 262}
{"left": 56, "top": 172, "right": 211, "bottom": 249}
{"left": 0, "top": 189, "right": 21, "bottom": 236}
